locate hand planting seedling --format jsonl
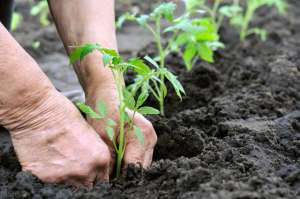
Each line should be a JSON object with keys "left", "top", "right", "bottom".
{"left": 70, "top": 43, "right": 183, "bottom": 177}
{"left": 118, "top": 2, "right": 220, "bottom": 114}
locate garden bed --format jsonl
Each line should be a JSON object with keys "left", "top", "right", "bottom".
{"left": 0, "top": 0, "right": 300, "bottom": 198}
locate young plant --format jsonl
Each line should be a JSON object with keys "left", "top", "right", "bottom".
{"left": 118, "top": 2, "right": 220, "bottom": 114}
{"left": 185, "top": 0, "right": 286, "bottom": 41}
{"left": 11, "top": 12, "right": 23, "bottom": 31}
{"left": 225, "top": 0, "right": 287, "bottom": 41}
{"left": 69, "top": 44, "right": 184, "bottom": 177}
{"left": 30, "top": 0, "right": 51, "bottom": 27}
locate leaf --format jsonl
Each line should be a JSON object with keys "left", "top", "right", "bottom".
{"left": 76, "top": 102, "right": 102, "bottom": 119}
{"left": 11, "top": 12, "right": 23, "bottom": 31}
{"left": 123, "top": 90, "right": 136, "bottom": 109}
{"left": 183, "top": 0, "right": 205, "bottom": 13}
{"left": 129, "top": 58, "right": 152, "bottom": 76}
{"left": 97, "top": 101, "right": 107, "bottom": 118}
{"left": 105, "top": 126, "right": 115, "bottom": 141}
{"left": 134, "top": 126, "right": 145, "bottom": 145}
{"left": 164, "top": 70, "right": 185, "bottom": 99}
{"left": 175, "top": 33, "right": 189, "bottom": 47}
{"left": 69, "top": 44, "right": 101, "bottom": 64}
{"left": 102, "top": 54, "right": 113, "bottom": 65}
{"left": 138, "top": 106, "right": 160, "bottom": 115}
{"left": 219, "top": 5, "right": 242, "bottom": 18}
{"left": 273, "top": 0, "right": 287, "bottom": 14}
{"left": 137, "top": 15, "right": 150, "bottom": 26}
{"left": 183, "top": 42, "right": 197, "bottom": 71}
{"left": 117, "top": 13, "right": 136, "bottom": 28}
{"left": 136, "top": 90, "right": 149, "bottom": 108}
{"left": 198, "top": 43, "right": 214, "bottom": 63}
{"left": 144, "top": 56, "right": 160, "bottom": 69}
{"left": 107, "top": 119, "right": 117, "bottom": 127}
{"left": 152, "top": 2, "right": 176, "bottom": 22}
{"left": 101, "top": 48, "right": 119, "bottom": 57}
{"left": 249, "top": 28, "right": 268, "bottom": 41}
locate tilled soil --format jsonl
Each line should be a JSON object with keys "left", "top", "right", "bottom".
{"left": 1, "top": 0, "right": 300, "bottom": 198}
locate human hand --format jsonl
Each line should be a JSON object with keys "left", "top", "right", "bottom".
{"left": 5, "top": 89, "right": 111, "bottom": 187}
{"left": 85, "top": 82, "right": 157, "bottom": 174}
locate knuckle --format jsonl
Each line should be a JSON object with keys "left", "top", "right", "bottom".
{"left": 90, "top": 149, "right": 111, "bottom": 168}
{"left": 141, "top": 122, "right": 157, "bottom": 146}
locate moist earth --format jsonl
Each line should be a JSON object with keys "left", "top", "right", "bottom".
{"left": 0, "top": 0, "right": 300, "bottom": 198}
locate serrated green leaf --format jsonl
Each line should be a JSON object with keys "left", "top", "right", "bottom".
{"left": 105, "top": 126, "right": 114, "bottom": 141}
{"left": 134, "top": 126, "right": 145, "bottom": 145}
{"left": 76, "top": 102, "right": 102, "bottom": 119}
{"left": 152, "top": 2, "right": 176, "bottom": 22}
{"left": 138, "top": 106, "right": 160, "bottom": 115}
{"left": 164, "top": 70, "right": 185, "bottom": 99}
{"left": 136, "top": 90, "right": 149, "bottom": 108}
{"left": 124, "top": 90, "right": 136, "bottom": 109}
{"left": 97, "top": 101, "right": 107, "bottom": 118}
{"left": 129, "top": 58, "right": 152, "bottom": 76}
{"left": 198, "top": 43, "right": 214, "bottom": 63}
{"left": 183, "top": 42, "right": 197, "bottom": 71}
{"left": 144, "top": 56, "right": 160, "bottom": 69}
{"left": 69, "top": 44, "right": 101, "bottom": 64}
{"left": 101, "top": 48, "right": 119, "bottom": 57}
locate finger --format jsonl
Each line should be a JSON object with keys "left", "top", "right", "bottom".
{"left": 123, "top": 135, "right": 146, "bottom": 168}
{"left": 143, "top": 148, "right": 154, "bottom": 169}
{"left": 95, "top": 166, "right": 110, "bottom": 182}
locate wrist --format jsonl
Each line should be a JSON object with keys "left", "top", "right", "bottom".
{"left": 74, "top": 52, "right": 116, "bottom": 93}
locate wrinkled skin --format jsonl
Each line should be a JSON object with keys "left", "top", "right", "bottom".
{"left": 8, "top": 90, "right": 111, "bottom": 187}
{"left": 0, "top": 0, "right": 158, "bottom": 186}
{"left": 86, "top": 83, "right": 157, "bottom": 172}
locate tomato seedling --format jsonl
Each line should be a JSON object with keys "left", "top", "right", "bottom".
{"left": 70, "top": 44, "right": 184, "bottom": 177}
{"left": 227, "top": 0, "right": 287, "bottom": 41}
{"left": 185, "top": 0, "right": 286, "bottom": 41}
{"left": 30, "top": 0, "right": 51, "bottom": 27}
{"left": 118, "top": 2, "right": 220, "bottom": 114}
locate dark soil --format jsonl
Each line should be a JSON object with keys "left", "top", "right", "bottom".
{"left": 1, "top": 0, "right": 300, "bottom": 198}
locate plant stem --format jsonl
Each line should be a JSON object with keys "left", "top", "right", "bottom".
{"left": 212, "top": 0, "right": 221, "bottom": 22}
{"left": 114, "top": 70, "right": 126, "bottom": 178}
{"left": 240, "top": 4, "right": 255, "bottom": 41}
{"left": 154, "top": 17, "right": 166, "bottom": 116}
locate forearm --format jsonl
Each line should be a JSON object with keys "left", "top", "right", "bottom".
{"left": 0, "top": 24, "right": 55, "bottom": 127}
{"left": 48, "top": 0, "right": 117, "bottom": 93}
{"left": 0, "top": 24, "right": 54, "bottom": 105}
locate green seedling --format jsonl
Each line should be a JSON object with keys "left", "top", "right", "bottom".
{"left": 226, "top": 0, "right": 287, "bottom": 41}
{"left": 30, "top": 0, "right": 51, "bottom": 27}
{"left": 70, "top": 43, "right": 183, "bottom": 177}
{"left": 185, "top": 0, "right": 286, "bottom": 41}
{"left": 118, "top": 2, "right": 219, "bottom": 114}
{"left": 11, "top": 12, "right": 23, "bottom": 31}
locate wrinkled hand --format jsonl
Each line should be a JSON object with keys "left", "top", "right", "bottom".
{"left": 86, "top": 83, "right": 157, "bottom": 174}
{"left": 8, "top": 90, "right": 111, "bottom": 187}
